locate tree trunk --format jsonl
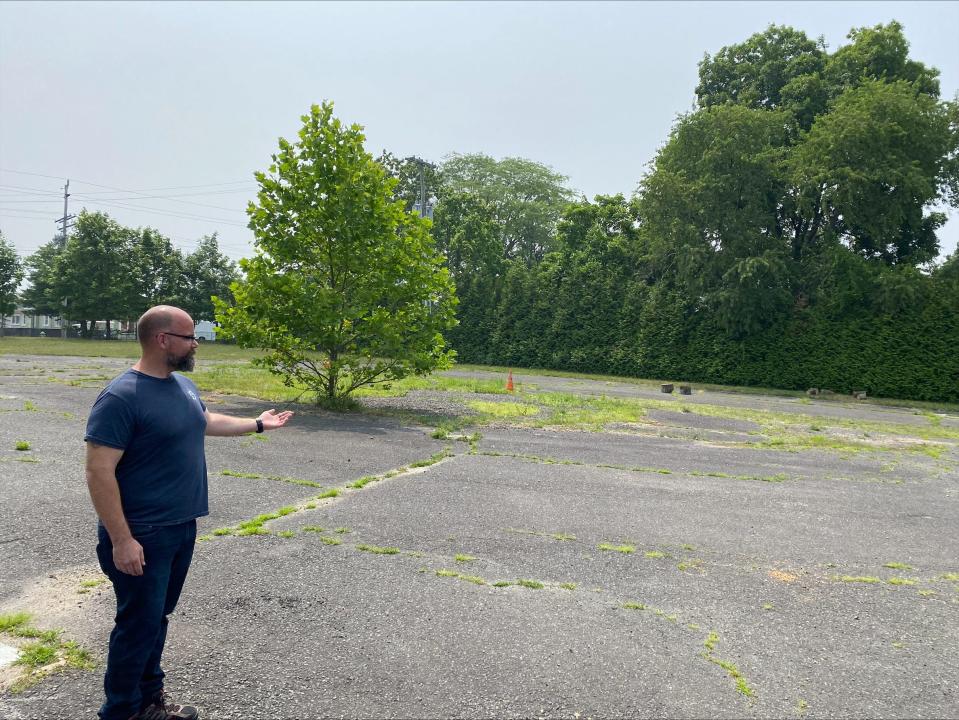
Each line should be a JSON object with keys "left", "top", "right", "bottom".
{"left": 0, "top": 316, "right": 5, "bottom": 337}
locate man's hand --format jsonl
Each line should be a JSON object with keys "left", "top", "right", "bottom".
{"left": 113, "top": 536, "right": 145, "bottom": 576}
{"left": 258, "top": 408, "right": 294, "bottom": 430}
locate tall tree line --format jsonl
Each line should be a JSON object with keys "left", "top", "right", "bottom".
{"left": 11, "top": 211, "right": 238, "bottom": 337}
{"left": 382, "top": 22, "right": 959, "bottom": 402}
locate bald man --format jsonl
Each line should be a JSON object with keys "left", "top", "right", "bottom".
{"left": 85, "top": 306, "right": 293, "bottom": 720}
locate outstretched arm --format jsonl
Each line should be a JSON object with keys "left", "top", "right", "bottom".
{"left": 204, "top": 408, "right": 294, "bottom": 437}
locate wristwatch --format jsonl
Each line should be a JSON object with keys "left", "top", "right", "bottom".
{"left": 255, "top": 419, "right": 264, "bottom": 433}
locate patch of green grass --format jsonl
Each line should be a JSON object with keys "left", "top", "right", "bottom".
{"left": 887, "top": 577, "right": 916, "bottom": 586}
{"left": 917, "top": 589, "right": 935, "bottom": 597}
{"left": 644, "top": 550, "right": 667, "bottom": 559}
{"left": 316, "top": 488, "right": 340, "bottom": 499}
{"left": 233, "top": 505, "right": 297, "bottom": 536}
{"left": 598, "top": 543, "right": 635, "bottom": 554}
{"left": 212, "top": 527, "right": 233, "bottom": 536}
{"left": 334, "top": 527, "right": 351, "bottom": 534}
{"left": 467, "top": 400, "right": 540, "bottom": 419}
{"left": 492, "top": 581, "right": 512, "bottom": 587}
{"left": 515, "top": 579, "right": 544, "bottom": 589}
{"left": 22, "top": 400, "right": 38, "bottom": 412}
{"left": 551, "top": 533, "right": 576, "bottom": 541}
{"left": 681, "top": 544, "right": 696, "bottom": 551}
{"left": 837, "top": 575, "right": 881, "bottom": 584}
{"left": 356, "top": 544, "right": 401, "bottom": 555}
{"left": 302, "top": 526, "right": 325, "bottom": 533}
{"left": 277, "top": 530, "right": 295, "bottom": 538}
{"left": 560, "top": 583, "right": 577, "bottom": 591}
{"left": 883, "top": 562, "right": 913, "bottom": 570}
{"left": 11, "top": 627, "right": 59, "bottom": 643}
{"left": 14, "top": 641, "right": 58, "bottom": 668}
{"left": 436, "top": 569, "right": 459, "bottom": 578}
{"left": 891, "top": 641, "right": 905, "bottom": 649}
{"left": 454, "top": 554, "right": 476, "bottom": 563}
{"left": 304, "top": 502, "right": 316, "bottom": 509}
{"left": 79, "top": 579, "right": 105, "bottom": 589}
{"left": 319, "top": 536, "right": 341, "bottom": 546}
{"left": 762, "top": 603, "right": 775, "bottom": 611}
{"left": 61, "top": 640, "right": 96, "bottom": 670}
{"left": 622, "top": 602, "right": 647, "bottom": 611}
{"left": 939, "top": 573, "right": 959, "bottom": 582}
{"left": 409, "top": 448, "right": 453, "bottom": 468}
{"left": 703, "top": 652, "right": 754, "bottom": 697}
{"left": 704, "top": 632, "right": 719, "bottom": 651}
{"left": 458, "top": 574, "right": 487, "bottom": 585}
{"left": 221, "top": 469, "right": 261, "bottom": 479}
{"left": 0, "top": 612, "right": 31, "bottom": 631}
{"left": 349, "top": 475, "right": 378, "bottom": 489}
{"left": 15, "top": 440, "right": 31, "bottom": 451}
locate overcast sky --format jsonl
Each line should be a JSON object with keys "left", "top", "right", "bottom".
{"left": 2, "top": 1, "right": 957, "bottom": 264}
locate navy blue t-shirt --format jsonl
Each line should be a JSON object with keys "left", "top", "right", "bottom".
{"left": 84, "top": 369, "right": 209, "bottom": 525}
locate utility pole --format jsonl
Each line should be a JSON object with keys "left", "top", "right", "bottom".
{"left": 55, "top": 180, "right": 75, "bottom": 338}
{"left": 418, "top": 159, "right": 425, "bottom": 218}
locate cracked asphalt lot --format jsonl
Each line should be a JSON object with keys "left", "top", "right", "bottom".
{"left": 1, "top": 355, "right": 957, "bottom": 719}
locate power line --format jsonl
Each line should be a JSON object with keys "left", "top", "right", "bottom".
{"left": 0, "top": 168, "right": 254, "bottom": 191}
{"left": 73, "top": 196, "right": 250, "bottom": 226}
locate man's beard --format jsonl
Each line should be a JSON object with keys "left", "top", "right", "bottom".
{"left": 167, "top": 351, "right": 195, "bottom": 372}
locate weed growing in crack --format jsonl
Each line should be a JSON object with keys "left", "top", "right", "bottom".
{"left": 887, "top": 577, "right": 916, "bottom": 585}
{"left": 515, "top": 579, "right": 544, "bottom": 589}
{"left": 458, "top": 575, "right": 487, "bottom": 585}
{"left": 884, "top": 562, "right": 913, "bottom": 570}
{"left": 599, "top": 543, "right": 635, "bottom": 554}
{"left": 836, "top": 575, "right": 881, "bottom": 583}
{"left": 409, "top": 448, "right": 453, "bottom": 468}
{"left": 455, "top": 554, "right": 476, "bottom": 563}
{"left": 349, "top": 476, "right": 377, "bottom": 489}
{"left": 357, "top": 544, "right": 401, "bottom": 555}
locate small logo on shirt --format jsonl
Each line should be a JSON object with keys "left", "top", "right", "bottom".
{"left": 187, "top": 390, "right": 198, "bottom": 404}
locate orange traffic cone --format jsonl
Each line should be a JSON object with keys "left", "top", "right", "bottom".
{"left": 506, "top": 370, "right": 514, "bottom": 392}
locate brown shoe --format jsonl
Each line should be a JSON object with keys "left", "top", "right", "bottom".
{"left": 134, "top": 690, "right": 199, "bottom": 720}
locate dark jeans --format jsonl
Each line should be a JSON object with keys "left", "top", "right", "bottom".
{"left": 96, "top": 520, "right": 196, "bottom": 720}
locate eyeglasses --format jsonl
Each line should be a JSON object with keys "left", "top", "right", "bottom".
{"left": 160, "top": 331, "right": 200, "bottom": 342}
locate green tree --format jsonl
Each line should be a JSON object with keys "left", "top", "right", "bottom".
{"left": 643, "top": 22, "right": 958, "bottom": 338}
{"left": 55, "top": 211, "right": 136, "bottom": 338}
{"left": 791, "top": 79, "right": 955, "bottom": 265}
{"left": 438, "top": 153, "right": 575, "bottom": 265}
{"left": 0, "top": 232, "right": 24, "bottom": 336}
{"left": 21, "top": 237, "right": 65, "bottom": 319}
{"left": 696, "top": 24, "right": 827, "bottom": 123}
{"left": 215, "top": 102, "right": 457, "bottom": 405}
{"left": 181, "top": 234, "right": 238, "bottom": 322}
{"left": 129, "top": 227, "right": 185, "bottom": 318}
